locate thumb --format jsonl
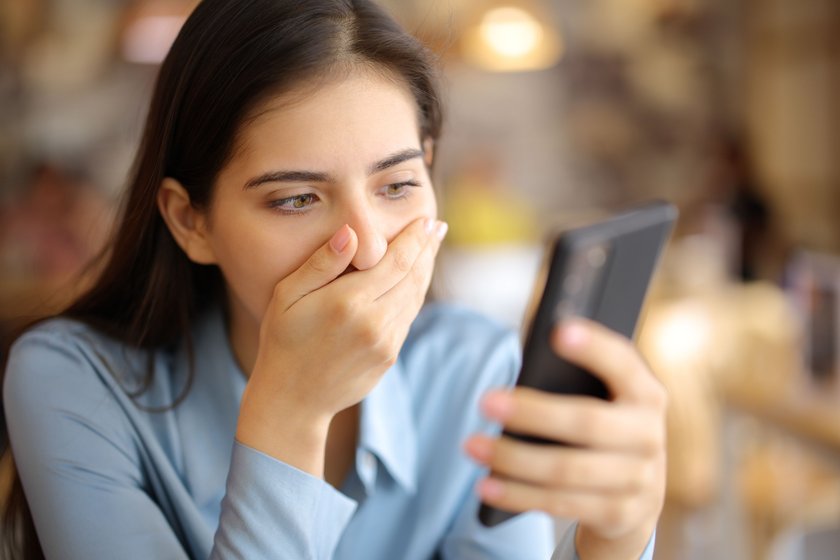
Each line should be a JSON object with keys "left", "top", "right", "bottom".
{"left": 273, "top": 224, "right": 358, "bottom": 312}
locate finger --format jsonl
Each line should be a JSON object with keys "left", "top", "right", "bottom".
{"left": 477, "top": 475, "right": 642, "bottom": 535}
{"left": 552, "top": 318, "right": 666, "bottom": 406}
{"left": 343, "top": 217, "right": 441, "bottom": 301}
{"left": 481, "top": 388, "right": 664, "bottom": 454}
{"left": 464, "top": 434, "right": 652, "bottom": 493}
{"left": 370, "top": 221, "right": 446, "bottom": 354}
{"left": 376, "top": 219, "right": 445, "bottom": 309}
{"left": 273, "top": 224, "right": 358, "bottom": 311}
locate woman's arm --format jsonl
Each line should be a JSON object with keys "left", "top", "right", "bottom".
{"left": 4, "top": 331, "right": 193, "bottom": 559}
{"left": 4, "top": 325, "right": 358, "bottom": 559}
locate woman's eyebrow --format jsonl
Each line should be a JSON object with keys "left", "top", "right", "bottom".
{"left": 243, "top": 147, "right": 424, "bottom": 190}
{"left": 368, "top": 148, "right": 424, "bottom": 175}
{"left": 244, "top": 170, "right": 331, "bottom": 190}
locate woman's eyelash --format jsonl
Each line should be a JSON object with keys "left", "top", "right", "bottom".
{"left": 267, "top": 180, "right": 422, "bottom": 215}
{"left": 268, "top": 193, "right": 320, "bottom": 214}
{"left": 384, "top": 180, "right": 421, "bottom": 197}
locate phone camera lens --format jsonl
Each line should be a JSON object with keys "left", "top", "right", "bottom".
{"left": 587, "top": 247, "right": 607, "bottom": 268}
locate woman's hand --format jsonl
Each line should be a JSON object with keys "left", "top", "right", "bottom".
{"left": 237, "top": 217, "right": 446, "bottom": 476}
{"left": 465, "top": 319, "right": 666, "bottom": 560}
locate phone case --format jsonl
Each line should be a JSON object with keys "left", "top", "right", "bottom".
{"left": 478, "top": 200, "right": 677, "bottom": 527}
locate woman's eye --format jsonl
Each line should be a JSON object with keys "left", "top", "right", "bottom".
{"left": 270, "top": 193, "right": 319, "bottom": 213}
{"left": 383, "top": 181, "right": 420, "bottom": 199}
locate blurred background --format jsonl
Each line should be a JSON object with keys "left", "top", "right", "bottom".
{"left": 1, "top": 0, "right": 840, "bottom": 558}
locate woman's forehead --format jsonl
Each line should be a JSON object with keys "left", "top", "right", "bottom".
{"left": 233, "top": 72, "right": 422, "bottom": 156}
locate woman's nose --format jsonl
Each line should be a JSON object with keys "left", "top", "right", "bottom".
{"left": 346, "top": 209, "right": 388, "bottom": 271}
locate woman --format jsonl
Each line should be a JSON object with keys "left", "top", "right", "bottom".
{"left": 2, "top": 0, "right": 666, "bottom": 558}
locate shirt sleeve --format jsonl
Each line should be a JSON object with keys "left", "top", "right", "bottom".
{"left": 5, "top": 330, "right": 188, "bottom": 559}
{"left": 213, "top": 442, "right": 357, "bottom": 558}
{"left": 4, "top": 328, "right": 357, "bottom": 560}
{"left": 549, "top": 525, "right": 657, "bottom": 560}
{"left": 438, "top": 494, "right": 556, "bottom": 559}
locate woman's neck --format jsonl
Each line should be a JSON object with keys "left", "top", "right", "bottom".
{"left": 325, "top": 405, "right": 360, "bottom": 488}
{"left": 225, "top": 298, "right": 261, "bottom": 377}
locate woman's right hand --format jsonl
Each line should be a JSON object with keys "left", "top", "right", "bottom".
{"left": 235, "top": 217, "right": 446, "bottom": 475}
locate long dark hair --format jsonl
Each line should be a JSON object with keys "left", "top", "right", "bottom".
{"left": 1, "top": 0, "right": 443, "bottom": 556}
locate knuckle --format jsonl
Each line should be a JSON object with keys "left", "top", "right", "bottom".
{"left": 357, "top": 321, "right": 381, "bottom": 347}
{"left": 307, "top": 249, "right": 332, "bottom": 275}
{"left": 331, "top": 297, "right": 357, "bottom": 322}
{"left": 391, "top": 247, "right": 414, "bottom": 274}
{"left": 373, "top": 334, "right": 399, "bottom": 367}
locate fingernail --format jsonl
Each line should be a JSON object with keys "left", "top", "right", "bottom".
{"left": 424, "top": 217, "right": 436, "bottom": 235}
{"left": 435, "top": 221, "right": 448, "bottom": 241}
{"left": 478, "top": 478, "right": 504, "bottom": 500}
{"left": 463, "top": 436, "right": 493, "bottom": 463}
{"left": 560, "top": 321, "right": 588, "bottom": 349}
{"left": 481, "top": 391, "right": 513, "bottom": 421}
{"left": 330, "top": 225, "right": 351, "bottom": 253}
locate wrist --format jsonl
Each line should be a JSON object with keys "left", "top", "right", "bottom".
{"left": 236, "top": 378, "right": 333, "bottom": 478}
{"left": 575, "top": 521, "right": 657, "bottom": 560}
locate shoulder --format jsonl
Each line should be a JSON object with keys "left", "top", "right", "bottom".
{"left": 400, "top": 302, "right": 522, "bottom": 395}
{"left": 4, "top": 317, "right": 145, "bottom": 414}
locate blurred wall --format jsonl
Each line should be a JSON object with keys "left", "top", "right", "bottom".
{"left": 744, "top": 0, "right": 840, "bottom": 253}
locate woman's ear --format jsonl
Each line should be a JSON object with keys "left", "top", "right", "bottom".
{"left": 157, "top": 178, "right": 217, "bottom": 265}
{"left": 423, "top": 137, "right": 435, "bottom": 167}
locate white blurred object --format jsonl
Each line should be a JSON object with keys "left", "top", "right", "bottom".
{"left": 645, "top": 300, "right": 713, "bottom": 369}
{"left": 434, "top": 245, "right": 543, "bottom": 329}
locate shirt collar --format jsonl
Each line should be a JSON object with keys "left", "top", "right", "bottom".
{"left": 358, "top": 358, "right": 418, "bottom": 494}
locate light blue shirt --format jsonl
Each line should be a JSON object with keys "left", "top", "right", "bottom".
{"left": 4, "top": 303, "right": 655, "bottom": 559}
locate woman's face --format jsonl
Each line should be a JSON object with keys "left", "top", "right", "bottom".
{"left": 201, "top": 71, "right": 438, "bottom": 335}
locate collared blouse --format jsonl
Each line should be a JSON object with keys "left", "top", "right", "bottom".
{"left": 4, "top": 303, "right": 654, "bottom": 559}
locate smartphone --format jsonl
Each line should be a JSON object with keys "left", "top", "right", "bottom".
{"left": 478, "top": 200, "right": 678, "bottom": 527}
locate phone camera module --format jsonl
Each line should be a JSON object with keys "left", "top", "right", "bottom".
{"left": 587, "top": 246, "right": 607, "bottom": 268}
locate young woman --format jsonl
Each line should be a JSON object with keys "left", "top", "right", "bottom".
{"left": 2, "top": 0, "right": 666, "bottom": 558}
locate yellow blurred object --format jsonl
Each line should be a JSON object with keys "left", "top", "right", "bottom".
{"left": 443, "top": 178, "right": 539, "bottom": 246}
{"left": 443, "top": 151, "right": 539, "bottom": 246}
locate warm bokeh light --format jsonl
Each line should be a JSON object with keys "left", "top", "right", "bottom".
{"left": 648, "top": 301, "right": 713, "bottom": 368}
{"left": 462, "top": 5, "right": 563, "bottom": 72}
{"left": 480, "top": 7, "right": 543, "bottom": 58}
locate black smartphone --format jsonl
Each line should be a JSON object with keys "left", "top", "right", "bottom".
{"left": 478, "top": 200, "right": 678, "bottom": 527}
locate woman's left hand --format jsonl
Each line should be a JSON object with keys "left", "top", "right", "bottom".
{"left": 464, "top": 318, "right": 667, "bottom": 560}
